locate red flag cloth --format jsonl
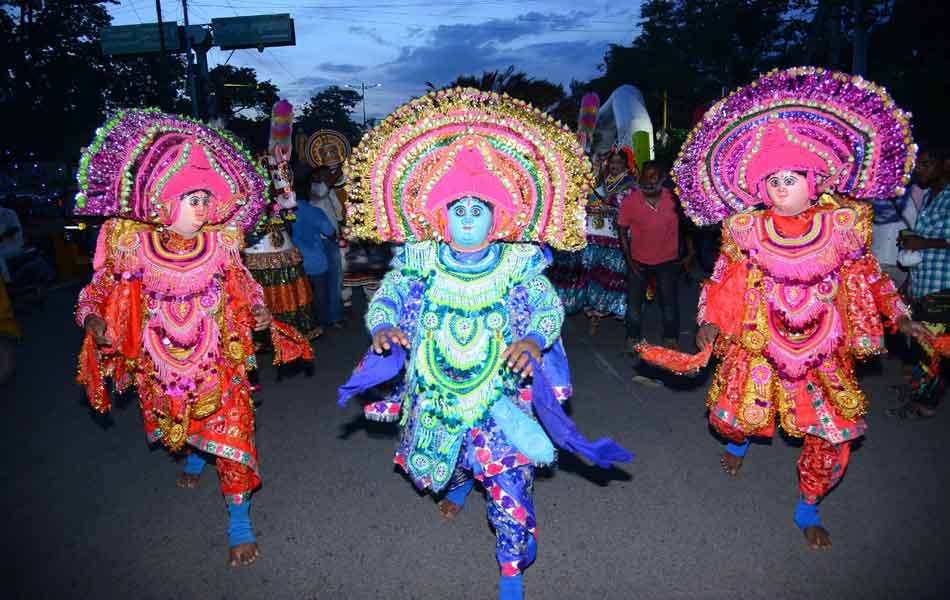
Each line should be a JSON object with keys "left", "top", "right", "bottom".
{"left": 634, "top": 341, "right": 712, "bottom": 375}
{"left": 270, "top": 319, "right": 314, "bottom": 364}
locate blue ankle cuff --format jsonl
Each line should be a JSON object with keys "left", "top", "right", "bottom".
{"left": 227, "top": 501, "right": 256, "bottom": 547}
{"left": 445, "top": 479, "right": 475, "bottom": 508}
{"left": 183, "top": 451, "right": 207, "bottom": 475}
{"left": 793, "top": 498, "right": 822, "bottom": 529}
{"left": 725, "top": 439, "right": 750, "bottom": 457}
{"left": 499, "top": 574, "right": 523, "bottom": 600}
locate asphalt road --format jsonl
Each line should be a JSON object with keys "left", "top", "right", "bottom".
{"left": 4, "top": 281, "right": 948, "bottom": 599}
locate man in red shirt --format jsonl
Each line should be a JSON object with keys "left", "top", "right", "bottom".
{"left": 617, "top": 161, "right": 689, "bottom": 350}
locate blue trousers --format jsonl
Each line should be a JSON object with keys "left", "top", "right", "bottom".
{"left": 309, "top": 241, "right": 342, "bottom": 325}
{"left": 445, "top": 464, "right": 537, "bottom": 576}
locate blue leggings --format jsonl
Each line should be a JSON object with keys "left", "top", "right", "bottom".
{"left": 444, "top": 465, "right": 537, "bottom": 577}
{"left": 183, "top": 451, "right": 255, "bottom": 547}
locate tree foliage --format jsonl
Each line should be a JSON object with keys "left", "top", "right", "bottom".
{"left": 576, "top": 0, "right": 941, "bottom": 138}
{"left": 209, "top": 64, "right": 279, "bottom": 122}
{"left": 427, "top": 66, "right": 567, "bottom": 112}
{"left": 0, "top": 1, "right": 281, "bottom": 161}
{"left": 297, "top": 86, "right": 364, "bottom": 145}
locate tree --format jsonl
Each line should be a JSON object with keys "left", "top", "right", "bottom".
{"left": 297, "top": 86, "right": 364, "bottom": 145}
{"left": 104, "top": 55, "right": 190, "bottom": 115}
{"left": 1, "top": 0, "right": 117, "bottom": 160}
{"left": 866, "top": 0, "right": 950, "bottom": 144}
{"left": 426, "top": 66, "right": 567, "bottom": 112}
{"left": 583, "top": 0, "right": 801, "bottom": 130}
{"left": 0, "top": 1, "right": 195, "bottom": 161}
{"left": 208, "top": 64, "right": 279, "bottom": 122}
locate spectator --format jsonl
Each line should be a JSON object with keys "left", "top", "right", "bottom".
{"left": 293, "top": 195, "right": 343, "bottom": 328}
{"left": 890, "top": 143, "right": 950, "bottom": 418}
{"left": 618, "top": 161, "right": 692, "bottom": 352}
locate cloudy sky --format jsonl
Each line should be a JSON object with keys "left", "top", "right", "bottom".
{"left": 108, "top": 0, "right": 643, "bottom": 119}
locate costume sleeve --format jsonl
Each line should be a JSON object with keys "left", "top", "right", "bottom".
{"left": 522, "top": 274, "right": 564, "bottom": 349}
{"left": 844, "top": 254, "right": 912, "bottom": 331}
{"left": 365, "top": 269, "right": 410, "bottom": 334}
{"left": 75, "top": 268, "right": 119, "bottom": 327}
{"left": 697, "top": 225, "right": 748, "bottom": 339}
{"left": 224, "top": 232, "right": 264, "bottom": 309}
{"left": 75, "top": 220, "right": 120, "bottom": 327}
{"left": 230, "top": 259, "right": 265, "bottom": 309}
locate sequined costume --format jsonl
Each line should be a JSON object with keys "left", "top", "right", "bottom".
{"left": 244, "top": 100, "right": 321, "bottom": 343}
{"left": 550, "top": 151, "right": 636, "bottom": 318}
{"left": 367, "top": 241, "right": 563, "bottom": 573}
{"left": 72, "top": 109, "right": 311, "bottom": 547}
{"left": 337, "top": 88, "right": 631, "bottom": 594}
{"left": 699, "top": 197, "right": 910, "bottom": 496}
{"left": 244, "top": 227, "right": 320, "bottom": 343}
{"left": 662, "top": 67, "right": 918, "bottom": 535}
{"left": 76, "top": 219, "right": 266, "bottom": 499}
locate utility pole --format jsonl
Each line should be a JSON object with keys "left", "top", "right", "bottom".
{"left": 182, "top": 0, "right": 200, "bottom": 118}
{"left": 155, "top": 0, "right": 166, "bottom": 53}
{"left": 346, "top": 82, "right": 381, "bottom": 126}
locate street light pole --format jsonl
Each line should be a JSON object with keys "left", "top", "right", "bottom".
{"left": 345, "top": 82, "right": 381, "bottom": 127}
{"left": 361, "top": 81, "right": 366, "bottom": 127}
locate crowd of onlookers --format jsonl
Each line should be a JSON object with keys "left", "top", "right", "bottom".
{"left": 871, "top": 143, "right": 950, "bottom": 419}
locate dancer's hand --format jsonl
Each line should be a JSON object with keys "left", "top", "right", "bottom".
{"left": 696, "top": 323, "right": 720, "bottom": 351}
{"left": 502, "top": 337, "right": 542, "bottom": 379}
{"left": 251, "top": 305, "right": 272, "bottom": 331}
{"left": 897, "top": 317, "right": 934, "bottom": 345}
{"left": 372, "top": 327, "right": 409, "bottom": 354}
{"left": 83, "top": 315, "right": 112, "bottom": 346}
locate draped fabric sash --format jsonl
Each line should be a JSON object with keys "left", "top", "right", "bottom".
{"left": 337, "top": 348, "right": 633, "bottom": 469}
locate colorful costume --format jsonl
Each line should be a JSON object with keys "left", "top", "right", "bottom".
{"left": 665, "top": 67, "right": 917, "bottom": 537}
{"left": 244, "top": 100, "right": 321, "bottom": 343}
{"left": 73, "top": 109, "right": 310, "bottom": 557}
{"left": 338, "top": 88, "right": 632, "bottom": 599}
{"left": 549, "top": 147, "right": 636, "bottom": 319}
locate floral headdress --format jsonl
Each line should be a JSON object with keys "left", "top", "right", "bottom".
{"left": 673, "top": 67, "right": 916, "bottom": 225}
{"left": 74, "top": 108, "right": 269, "bottom": 232}
{"left": 344, "top": 87, "right": 594, "bottom": 251}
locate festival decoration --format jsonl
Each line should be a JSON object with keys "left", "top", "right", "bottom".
{"left": 673, "top": 66, "right": 917, "bottom": 226}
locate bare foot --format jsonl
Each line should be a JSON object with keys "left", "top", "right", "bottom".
{"left": 438, "top": 498, "right": 464, "bottom": 520}
{"left": 720, "top": 451, "right": 743, "bottom": 476}
{"left": 176, "top": 473, "right": 200, "bottom": 489}
{"left": 803, "top": 525, "right": 832, "bottom": 549}
{"left": 229, "top": 542, "right": 260, "bottom": 566}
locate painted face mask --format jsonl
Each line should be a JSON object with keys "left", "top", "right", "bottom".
{"left": 447, "top": 196, "right": 493, "bottom": 250}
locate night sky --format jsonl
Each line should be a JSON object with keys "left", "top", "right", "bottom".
{"left": 109, "top": 0, "right": 643, "bottom": 118}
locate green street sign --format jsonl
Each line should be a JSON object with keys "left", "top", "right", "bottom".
{"left": 211, "top": 14, "right": 295, "bottom": 50}
{"left": 101, "top": 22, "right": 181, "bottom": 56}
